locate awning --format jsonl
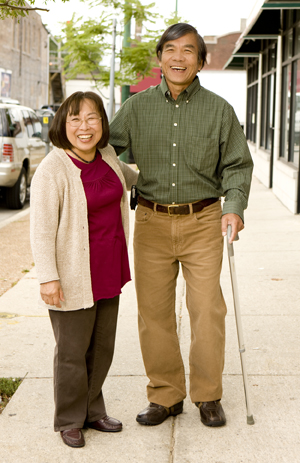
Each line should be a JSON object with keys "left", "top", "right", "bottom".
{"left": 224, "top": 0, "right": 300, "bottom": 70}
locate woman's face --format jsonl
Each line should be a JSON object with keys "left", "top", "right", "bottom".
{"left": 66, "top": 99, "right": 103, "bottom": 157}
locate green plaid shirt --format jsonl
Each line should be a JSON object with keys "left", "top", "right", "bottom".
{"left": 109, "top": 76, "right": 253, "bottom": 220}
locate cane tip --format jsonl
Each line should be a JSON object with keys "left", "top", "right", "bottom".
{"left": 247, "top": 415, "right": 255, "bottom": 425}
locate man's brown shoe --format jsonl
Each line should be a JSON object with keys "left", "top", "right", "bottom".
{"left": 136, "top": 401, "right": 183, "bottom": 426}
{"left": 60, "top": 428, "right": 85, "bottom": 448}
{"left": 195, "top": 400, "right": 226, "bottom": 427}
{"left": 86, "top": 416, "right": 122, "bottom": 432}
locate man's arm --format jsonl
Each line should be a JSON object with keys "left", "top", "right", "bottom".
{"left": 109, "top": 99, "right": 131, "bottom": 155}
{"left": 218, "top": 102, "right": 254, "bottom": 241}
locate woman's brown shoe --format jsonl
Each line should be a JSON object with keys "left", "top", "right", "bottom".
{"left": 196, "top": 400, "right": 226, "bottom": 427}
{"left": 60, "top": 428, "right": 85, "bottom": 447}
{"left": 86, "top": 416, "right": 122, "bottom": 432}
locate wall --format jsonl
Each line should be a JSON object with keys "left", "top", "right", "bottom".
{"left": 65, "top": 79, "right": 121, "bottom": 118}
{"left": 199, "top": 70, "right": 247, "bottom": 126}
{"left": 249, "top": 142, "right": 298, "bottom": 214}
{"left": 0, "top": 12, "right": 48, "bottom": 109}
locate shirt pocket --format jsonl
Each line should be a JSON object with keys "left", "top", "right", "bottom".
{"left": 185, "top": 136, "right": 220, "bottom": 172}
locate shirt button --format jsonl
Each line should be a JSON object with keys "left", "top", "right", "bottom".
{"left": 186, "top": 100, "right": 189, "bottom": 103}
{"left": 172, "top": 202, "right": 176, "bottom": 204}
{"left": 172, "top": 183, "right": 176, "bottom": 186}
{"left": 173, "top": 163, "right": 176, "bottom": 166}
{"left": 174, "top": 123, "right": 177, "bottom": 126}
{"left": 175, "top": 104, "right": 179, "bottom": 108}
{"left": 173, "top": 143, "right": 176, "bottom": 146}
{"left": 166, "top": 100, "right": 168, "bottom": 103}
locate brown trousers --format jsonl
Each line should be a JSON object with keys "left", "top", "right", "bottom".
{"left": 134, "top": 201, "right": 227, "bottom": 407}
{"left": 49, "top": 296, "right": 119, "bottom": 432}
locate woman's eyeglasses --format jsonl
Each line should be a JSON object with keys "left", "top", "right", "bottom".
{"left": 66, "top": 117, "right": 102, "bottom": 128}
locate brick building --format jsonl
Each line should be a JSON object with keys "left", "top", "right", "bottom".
{"left": 0, "top": 10, "right": 48, "bottom": 109}
{"left": 203, "top": 33, "right": 242, "bottom": 70}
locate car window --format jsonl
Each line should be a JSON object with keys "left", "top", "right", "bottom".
{"left": 22, "top": 110, "right": 34, "bottom": 137}
{"left": 0, "top": 109, "right": 11, "bottom": 136}
{"left": 6, "top": 109, "right": 23, "bottom": 138}
{"left": 29, "top": 111, "right": 42, "bottom": 138}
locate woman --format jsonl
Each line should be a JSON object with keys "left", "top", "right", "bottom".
{"left": 30, "top": 91, "right": 138, "bottom": 448}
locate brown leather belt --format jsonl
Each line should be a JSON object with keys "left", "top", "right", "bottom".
{"left": 138, "top": 197, "right": 219, "bottom": 216}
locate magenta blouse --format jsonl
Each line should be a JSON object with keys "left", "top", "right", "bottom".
{"left": 68, "top": 152, "right": 131, "bottom": 301}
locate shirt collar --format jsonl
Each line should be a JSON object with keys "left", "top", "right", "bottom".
{"left": 160, "top": 75, "right": 201, "bottom": 100}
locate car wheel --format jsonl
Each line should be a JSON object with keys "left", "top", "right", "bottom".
{"left": 5, "top": 167, "right": 27, "bottom": 210}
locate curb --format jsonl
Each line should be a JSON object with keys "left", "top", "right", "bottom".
{"left": 0, "top": 207, "right": 30, "bottom": 230}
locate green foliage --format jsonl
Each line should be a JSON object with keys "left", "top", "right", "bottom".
{"left": 59, "top": 0, "right": 190, "bottom": 89}
{"left": 61, "top": 14, "right": 112, "bottom": 87}
{"left": 0, "top": 0, "right": 69, "bottom": 20}
{"left": 0, "top": 377, "right": 22, "bottom": 413}
{"left": 88, "top": 0, "right": 157, "bottom": 25}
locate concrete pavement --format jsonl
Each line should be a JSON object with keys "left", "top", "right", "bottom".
{"left": 0, "top": 176, "right": 300, "bottom": 462}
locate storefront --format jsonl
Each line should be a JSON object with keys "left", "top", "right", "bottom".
{"left": 225, "top": 1, "right": 300, "bottom": 214}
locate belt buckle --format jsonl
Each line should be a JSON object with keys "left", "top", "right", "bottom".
{"left": 168, "top": 205, "right": 179, "bottom": 216}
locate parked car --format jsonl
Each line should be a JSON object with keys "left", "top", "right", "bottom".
{"left": 35, "top": 108, "right": 56, "bottom": 118}
{"left": 0, "top": 103, "right": 46, "bottom": 209}
{"left": 0, "top": 97, "right": 20, "bottom": 105}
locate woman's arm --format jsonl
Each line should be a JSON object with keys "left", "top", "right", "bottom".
{"left": 119, "top": 161, "right": 139, "bottom": 191}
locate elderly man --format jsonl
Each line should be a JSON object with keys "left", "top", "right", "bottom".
{"left": 109, "top": 23, "right": 253, "bottom": 427}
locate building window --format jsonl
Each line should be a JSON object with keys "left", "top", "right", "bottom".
{"left": 280, "top": 64, "right": 292, "bottom": 161}
{"left": 292, "top": 59, "right": 300, "bottom": 167}
{"left": 247, "top": 84, "right": 258, "bottom": 143}
{"left": 280, "top": 12, "right": 300, "bottom": 166}
{"left": 246, "top": 58, "right": 259, "bottom": 142}
{"left": 260, "top": 41, "right": 277, "bottom": 151}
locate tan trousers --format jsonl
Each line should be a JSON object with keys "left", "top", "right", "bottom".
{"left": 134, "top": 201, "right": 226, "bottom": 407}
{"left": 49, "top": 296, "right": 119, "bottom": 432}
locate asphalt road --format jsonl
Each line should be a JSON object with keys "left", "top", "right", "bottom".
{"left": 0, "top": 191, "right": 30, "bottom": 223}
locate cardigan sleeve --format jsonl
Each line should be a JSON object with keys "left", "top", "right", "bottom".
{"left": 30, "top": 167, "right": 61, "bottom": 284}
{"left": 119, "top": 161, "right": 139, "bottom": 190}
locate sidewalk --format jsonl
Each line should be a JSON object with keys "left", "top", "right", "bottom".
{"left": 0, "top": 176, "right": 300, "bottom": 463}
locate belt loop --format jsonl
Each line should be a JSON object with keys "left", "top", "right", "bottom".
{"left": 153, "top": 202, "right": 157, "bottom": 212}
{"left": 189, "top": 203, "right": 193, "bottom": 214}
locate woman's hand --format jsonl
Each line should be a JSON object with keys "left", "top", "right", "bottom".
{"left": 40, "top": 280, "right": 65, "bottom": 308}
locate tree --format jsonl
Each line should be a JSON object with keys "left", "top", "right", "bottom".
{"left": 0, "top": 0, "right": 69, "bottom": 20}
{"left": 61, "top": 0, "right": 186, "bottom": 90}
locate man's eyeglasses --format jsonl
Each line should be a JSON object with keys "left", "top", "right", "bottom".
{"left": 66, "top": 117, "right": 102, "bottom": 128}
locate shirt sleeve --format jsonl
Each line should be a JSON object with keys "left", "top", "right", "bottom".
{"left": 218, "top": 102, "right": 254, "bottom": 222}
{"left": 30, "top": 167, "right": 60, "bottom": 284}
{"left": 109, "top": 99, "right": 131, "bottom": 155}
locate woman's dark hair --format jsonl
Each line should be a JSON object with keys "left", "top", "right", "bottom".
{"left": 156, "top": 23, "right": 207, "bottom": 70}
{"left": 49, "top": 91, "right": 109, "bottom": 149}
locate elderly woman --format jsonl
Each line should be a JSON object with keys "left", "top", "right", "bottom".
{"left": 30, "top": 91, "right": 138, "bottom": 448}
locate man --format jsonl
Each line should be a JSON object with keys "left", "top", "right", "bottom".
{"left": 109, "top": 23, "right": 253, "bottom": 427}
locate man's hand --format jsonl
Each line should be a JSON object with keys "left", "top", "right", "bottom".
{"left": 40, "top": 280, "right": 65, "bottom": 308}
{"left": 222, "top": 213, "right": 244, "bottom": 244}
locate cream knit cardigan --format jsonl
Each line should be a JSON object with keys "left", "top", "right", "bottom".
{"left": 30, "top": 145, "right": 138, "bottom": 311}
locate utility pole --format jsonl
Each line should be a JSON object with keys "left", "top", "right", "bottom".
{"left": 175, "top": 0, "right": 178, "bottom": 15}
{"left": 121, "top": 1, "right": 131, "bottom": 105}
{"left": 120, "top": 0, "right": 131, "bottom": 162}
{"left": 108, "top": 18, "right": 117, "bottom": 122}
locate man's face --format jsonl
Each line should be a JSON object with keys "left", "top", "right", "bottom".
{"left": 159, "top": 33, "right": 201, "bottom": 92}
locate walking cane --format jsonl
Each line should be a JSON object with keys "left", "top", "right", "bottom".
{"left": 226, "top": 225, "right": 255, "bottom": 425}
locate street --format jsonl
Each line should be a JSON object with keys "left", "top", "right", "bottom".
{"left": 0, "top": 191, "right": 30, "bottom": 225}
